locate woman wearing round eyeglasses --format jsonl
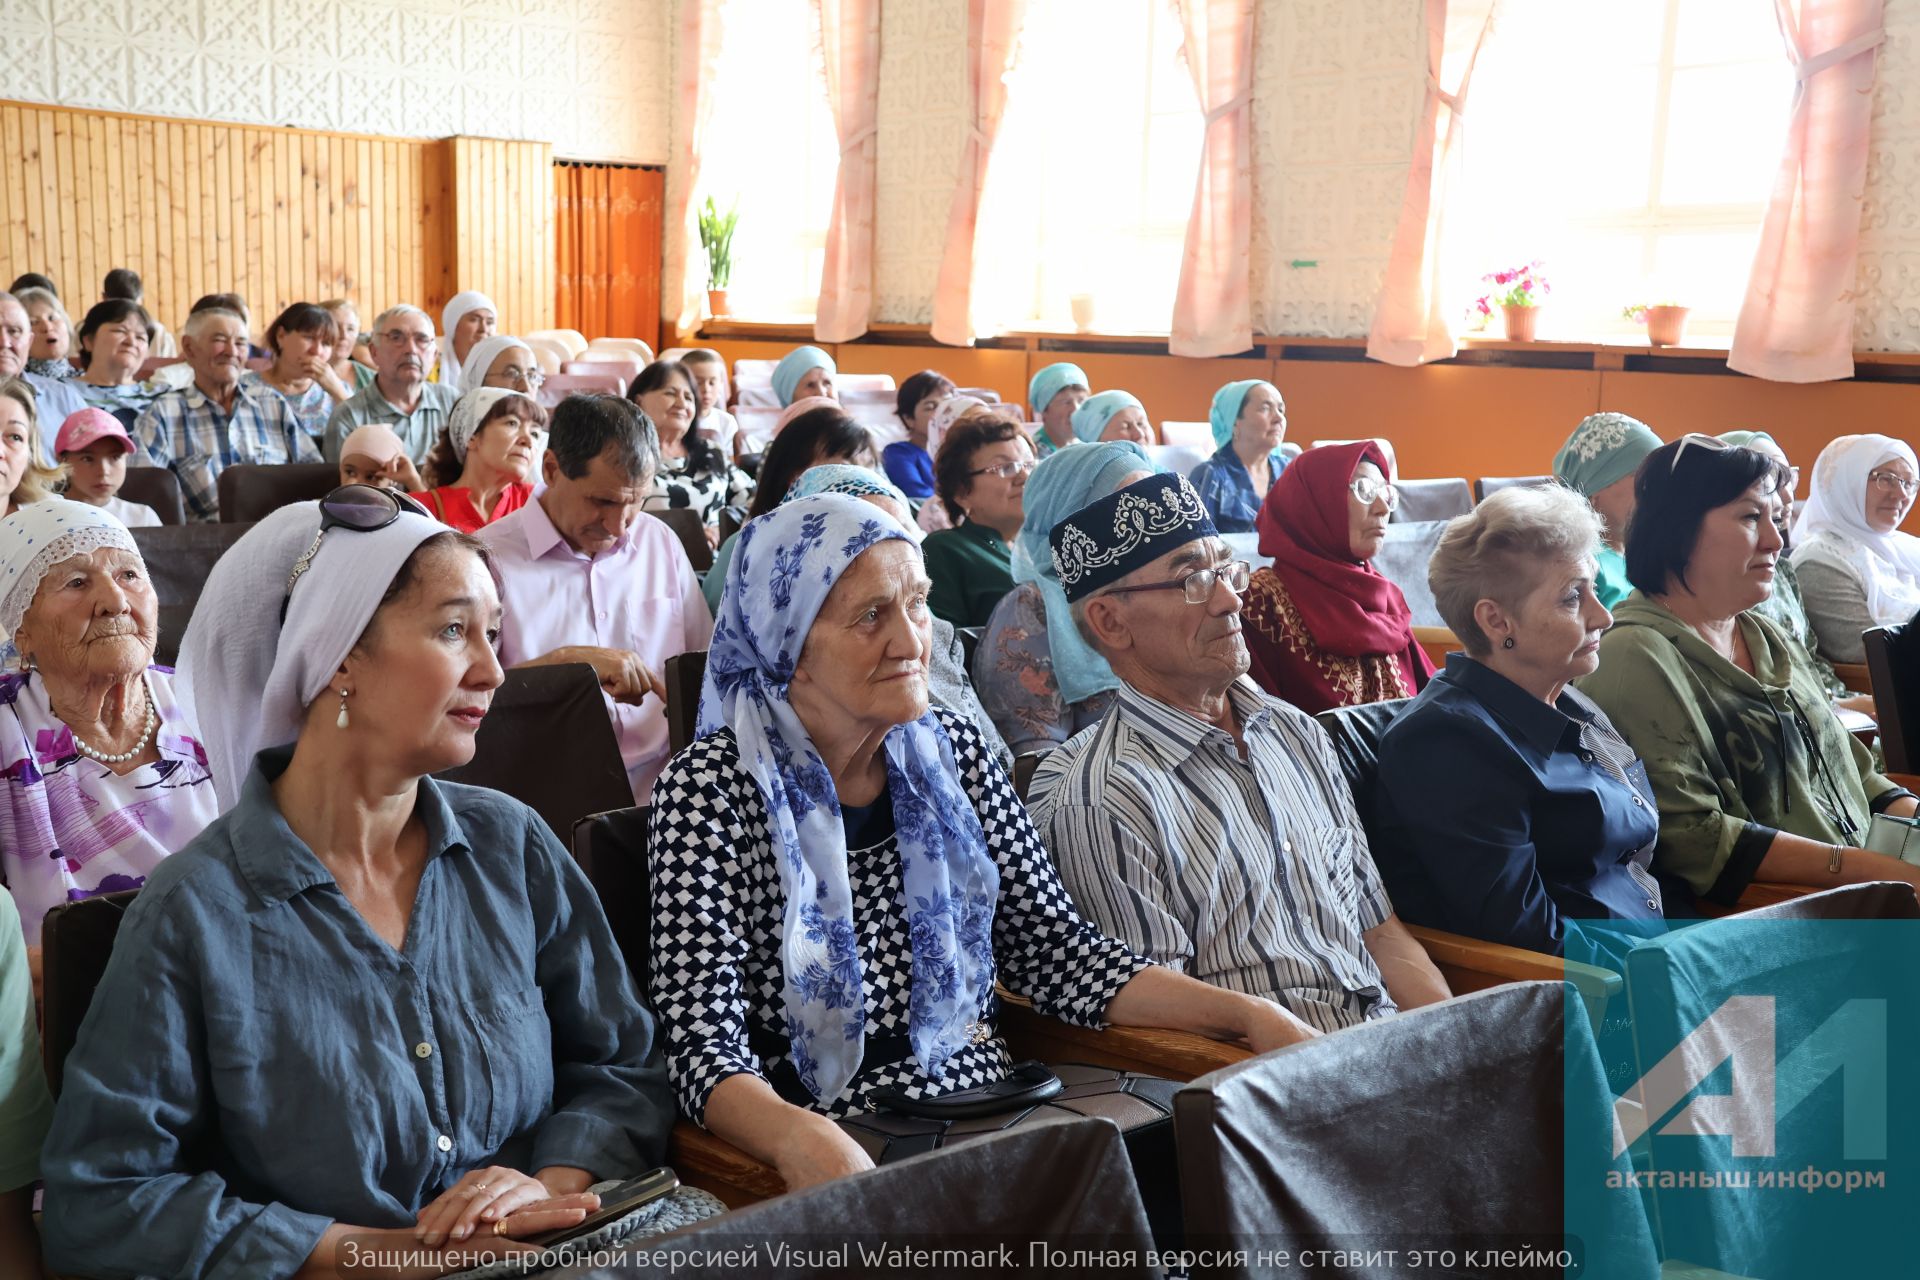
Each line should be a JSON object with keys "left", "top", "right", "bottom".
{"left": 1241, "top": 441, "right": 1435, "bottom": 715}
{"left": 1789, "top": 434, "right": 1920, "bottom": 664}
{"left": 457, "top": 335, "right": 546, "bottom": 398}
{"left": 922, "top": 409, "right": 1035, "bottom": 628}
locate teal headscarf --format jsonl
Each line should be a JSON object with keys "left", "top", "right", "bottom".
{"left": 1717, "top": 429, "right": 1780, "bottom": 453}
{"left": 1027, "top": 362, "right": 1089, "bottom": 421}
{"left": 772, "top": 345, "right": 836, "bottom": 407}
{"left": 1012, "top": 440, "right": 1154, "bottom": 705}
{"left": 1209, "top": 379, "right": 1279, "bottom": 450}
{"left": 1552, "top": 412, "right": 1662, "bottom": 497}
{"left": 1071, "top": 389, "right": 1145, "bottom": 444}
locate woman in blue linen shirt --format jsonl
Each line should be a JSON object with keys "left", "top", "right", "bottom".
{"left": 40, "top": 489, "right": 695, "bottom": 1279}
{"left": 1187, "top": 379, "right": 1289, "bottom": 533}
{"left": 1369, "top": 485, "right": 1665, "bottom": 965}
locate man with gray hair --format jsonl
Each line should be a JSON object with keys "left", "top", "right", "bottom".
{"left": 320, "top": 303, "right": 455, "bottom": 464}
{"left": 0, "top": 291, "right": 88, "bottom": 464}
{"left": 478, "top": 394, "right": 712, "bottom": 803}
{"left": 133, "top": 306, "right": 319, "bottom": 520}
{"left": 1027, "top": 472, "right": 1451, "bottom": 1034}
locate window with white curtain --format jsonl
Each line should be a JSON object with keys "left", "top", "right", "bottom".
{"left": 972, "top": 0, "right": 1203, "bottom": 335}
{"left": 698, "top": 0, "right": 840, "bottom": 321}
{"left": 1450, "top": 0, "right": 1791, "bottom": 343}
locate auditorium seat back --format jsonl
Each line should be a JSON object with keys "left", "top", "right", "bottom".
{"left": 437, "top": 663, "right": 631, "bottom": 842}
{"left": 119, "top": 464, "right": 188, "bottom": 525}
{"left": 536, "top": 372, "right": 626, "bottom": 407}
{"left": 216, "top": 462, "right": 338, "bottom": 524}
{"left": 1863, "top": 622, "right": 1916, "bottom": 772}
{"left": 133, "top": 521, "right": 257, "bottom": 665}
{"left": 585, "top": 337, "right": 655, "bottom": 363}
{"left": 1372, "top": 519, "right": 1450, "bottom": 626}
{"left": 570, "top": 806, "right": 653, "bottom": 989}
{"left": 648, "top": 507, "right": 714, "bottom": 572}
{"left": 1143, "top": 442, "right": 1207, "bottom": 479}
{"left": 40, "top": 889, "right": 139, "bottom": 1097}
{"left": 522, "top": 338, "right": 568, "bottom": 375}
{"left": 563, "top": 354, "right": 643, "bottom": 386}
{"left": 525, "top": 328, "right": 588, "bottom": 360}
{"left": 665, "top": 650, "right": 708, "bottom": 755}
{"left": 1313, "top": 698, "right": 1409, "bottom": 816}
{"left": 1390, "top": 476, "right": 1474, "bottom": 523}
{"left": 1475, "top": 474, "right": 1554, "bottom": 503}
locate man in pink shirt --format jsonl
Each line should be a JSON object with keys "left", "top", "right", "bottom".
{"left": 478, "top": 394, "right": 713, "bottom": 802}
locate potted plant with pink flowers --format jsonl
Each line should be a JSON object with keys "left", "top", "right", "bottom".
{"left": 1623, "top": 301, "right": 1690, "bottom": 348}
{"left": 1472, "top": 261, "right": 1550, "bottom": 341}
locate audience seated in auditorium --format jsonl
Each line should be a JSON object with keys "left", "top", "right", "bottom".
{"left": 1188, "top": 379, "right": 1288, "bottom": 533}
{"left": 0, "top": 292, "right": 88, "bottom": 454}
{"left": 882, "top": 369, "right": 953, "bottom": 501}
{"left": 679, "top": 347, "right": 738, "bottom": 455}
{"left": 437, "top": 289, "right": 497, "bottom": 387}
{"left": 1552, "top": 411, "right": 1663, "bottom": 609}
{"left": 1071, "top": 389, "right": 1152, "bottom": 445}
{"left": 55, "top": 409, "right": 160, "bottom": 528}
{"left": 134, "top": 306, "right": 320, "bottom": 520}
{"left": 648, "top": 492, "right": 1312, "bottom": 1191}
{"left": 1371, "top": 486, "right": 1663, "bottom": 962}
{"left": 320, "top": 298, "right": 376, "bottom": 393}
{"left": 420, "top": 389, "right": 546, "bottom": 531}
{"left": 977, "top": 440, "right": 1155, "bottom": 755}
{"left": 245, "top": 302, "right": 353, "bottom": 446}
{"left": 1028, "top": 361, "right": 1090, "bottom": 457}
{"left": 632, "top": 359, "right": 751, "bottom": 541}
{"left": 479, "top": 394, "right": 711, "bottom": 804}
{"left": 41, "top": 491, "right": 708, "bottom": 1277}
{"left": 1790, "top": 433, "right": 1920, "bottom": 664}
{"left": 1241, "top": 441, "right": 1434, "bottom": 715}
{"left": 703, "top": 402, "right": 878, "bottom": 613}
{"left": 456, "top": 334, "right": 543, "bottom": 397}
{"left": 771, "top": 343, "right": 837, "bottom": 406}
{"left": 0, "top": 499, "right": 217, "bottom": 960}
{"left": 18, "top": 286, "right": 79, "bottom": 380}
{"left": 1027, "top": 473, "right": 1450, "bottom": 1031}
{"left": 0, "top": 377, "right": 66, "bottom": 529}
{"left": 336, "top": 421, "right": 420, "bottom": 494}
{"left": 923, "top": 409, "right": 1034, "bottom": 627}
{"left": 321, "top": 304, "right": 458, "bottom": 464}
{"left": 913, "top": 394, "right": 989, "bottom": 535}
{"left": 0, "top": 889, "right": 51, "bottom": 1275}
{"left": 1578, "top": 436, "right": 1920, "bottom": 908}
{"left": 102, "top": 267, "right": 176, "bottom": 358}
{"left": 72, "top": 298, "right": 163, "bottom": 418}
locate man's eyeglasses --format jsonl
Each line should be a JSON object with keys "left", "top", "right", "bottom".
{"left": 380, "top": 329, "right": 436, "bottom": 349}
{"left": 1349, "top": 476, "right": 1397, "bottom": 509}
{"left": 281, "top": 485, "right": 407, "bottom": 622}
{"left": 970, "top": 458, "right": 1037, "bottom": 481}
{"left": 1103, "top": 559, "right": 1252, "bottom": 605}
{"left": 1870, "top": 468, "right": 1918, "bottom": 497}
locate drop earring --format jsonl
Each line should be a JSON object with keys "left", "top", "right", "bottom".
{"left": 336, "top": 688, "right": 350, "bottom": 729}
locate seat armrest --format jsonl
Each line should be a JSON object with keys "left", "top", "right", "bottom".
{"left": 996, "top": 988, "right": 1253, "bottom": 1081}
{"left": 1404, "top": 924, "right": 1621, "bottom": 1031}
{"left": 669, "top": 1119, "right": 786, "bottom": 1207}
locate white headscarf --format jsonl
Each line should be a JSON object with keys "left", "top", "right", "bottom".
{"left": 456, "top": 334, "right": 533, "bottom": 396}
{"left": 0, "top": 499, "right": 142, "bottom": 656}
{"left": 1791, "top": 433, "right": 1920, "bottom": 626}
{"left": 177, "top": 500, "right": 446, "bottom": 809}
{"left": 438, "top": 291, "right": 498, "bottom": 389}
{"left": 447, "top": 388, "right": 522, "bottom": 464}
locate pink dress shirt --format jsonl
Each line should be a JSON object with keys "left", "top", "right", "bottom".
{"left": 478, "top": 497, "right": 713, "bottom": 803}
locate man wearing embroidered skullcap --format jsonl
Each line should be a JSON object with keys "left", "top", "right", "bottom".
{"left": 1552, "top": 411, "right": 1662, "bottom": 608}
{"left": 1026, "top": 472, "right": 1451, "bottom": 1032}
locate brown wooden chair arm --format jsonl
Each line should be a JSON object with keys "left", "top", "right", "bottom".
{"left": 1411, "top": 625, "right": 1460, "bottom": 670}
{"left": 1832, "top": 662, "right": 1873, "bottom": 694}
{"left": 1404, "top": 924, "right": 1620, "bottom": 1030}
{"left": 996, "top": 988, "right": 1252, "bottom": 1081}
{"left": 668, "top": 1118, "right": 786, "bottom": 1207}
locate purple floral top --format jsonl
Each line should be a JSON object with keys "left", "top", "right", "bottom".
{"left": 0, "top": 666, "right": 218, "bottom": 945}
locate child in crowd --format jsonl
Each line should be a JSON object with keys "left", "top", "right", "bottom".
{"left": 681, "top": 348, "right": 739, "bottom": 455}
{"left": 54, "top": 409, "right": 160, "bottom": 528}
{"left": 336, "top": 421, "right": 422, "bottom": 493}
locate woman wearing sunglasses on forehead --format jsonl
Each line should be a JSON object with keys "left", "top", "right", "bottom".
{"left": 1241, "top": 441, "right": 1435, "bottom": 715}
{"left": 40, "top": 485, "right": 716, "bottom": 1279}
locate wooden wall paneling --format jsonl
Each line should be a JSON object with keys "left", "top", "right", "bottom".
{"left": 53, "top": 110, "right": 78, "bottom": 296}
{"left": 77, "top": 113, "right": 102, "bottom": 284}
{"left": 0, "top": 108, "right": 21, "bottom": 272}
{"left": 100, "top": 114, "right": 122, "bottom": 272}
{"left": 28, "top": 111, "right": 54, "bottom": 281}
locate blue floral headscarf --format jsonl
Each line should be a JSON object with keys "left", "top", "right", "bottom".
{"left": 699, "top": 494, "right": 1000, "bottom": 1102}
{"left": 1012, "top": 441, "right": 1154, "bottom": 705}
{"left": 771, "top": 345, "right": 836, "bottom": 408}
{"left": 787, "top": 463, "right": 911, "bottom": 512}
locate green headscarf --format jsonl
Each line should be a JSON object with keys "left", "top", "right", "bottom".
{"left": 1552, "top": 412, "right": 1662, "bottom": 497}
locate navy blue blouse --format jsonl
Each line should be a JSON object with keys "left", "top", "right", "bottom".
{"left": 1368, "top": 654, "right": 1664, "bottom": 959}
{"left": 40, "top": 749, "right": 674, "bottom": 1279}
{"left": 1188, "top": 442, "right": 1288, "bottom": 533}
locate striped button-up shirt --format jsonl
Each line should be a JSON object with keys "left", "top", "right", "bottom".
{"left": 134, "top": 378, "right": 321, "bottom": 520}
{"left": 321, "top": 379, "right": 457, "bottom": 464}
{"left": 1028, "top": 676, "right": 1397, "bottom": 1033}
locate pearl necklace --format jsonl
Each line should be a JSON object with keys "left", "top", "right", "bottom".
{"left": 70, "top": 675, "right": 159, "bottom": 765}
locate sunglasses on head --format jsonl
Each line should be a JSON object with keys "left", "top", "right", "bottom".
{"left": 279, "top": 484, "right": 413, "bottom": 622}
{"left": 1667, "top": 433, "right": 1731, "bottom": 473}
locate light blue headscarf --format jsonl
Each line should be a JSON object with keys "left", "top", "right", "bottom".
{"left": 1717, "top": 429, "right": 1780, "bottom": 453}
{"left": 1552, "top": 412, "right": 1662, "bottom": 498}
{"left": 1071, "top": 389, "right": 1145, "bottom": 444}
{"left": 699, "top": 494, "right": 1000, "bottom": 1103}
{"left": 1209, "top": 379, "right": 1279, "bottom": 450}
{"left": 1027, "top": 362, "right": 1089, "bottom": 420}
{"left": 772, "top": 345, "right": 836, "bottom": 408}
{"left": 1013, "top": 441, "right": 1154, "bottom": 704}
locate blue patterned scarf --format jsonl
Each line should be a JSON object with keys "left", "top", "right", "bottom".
{"left": 698, "top": 494, "right": 1000, "bottom": 1103}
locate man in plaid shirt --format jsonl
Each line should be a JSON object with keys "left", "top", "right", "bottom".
{"left": 134, "top": 306, "right": 319, "bottom": 520}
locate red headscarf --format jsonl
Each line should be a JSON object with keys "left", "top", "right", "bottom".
{"left": 1255, "top": 441, "right": 1418, "bottom": 656}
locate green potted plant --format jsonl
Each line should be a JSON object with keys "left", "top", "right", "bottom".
{"left": 698, "top": 196, "right": 739, "bottom": 319}
{"left": 1472, "top": 261, "right": 1549, "bottom": 341}
{"left": 1623, "top": 301, "right": 1690, "bottom": 348}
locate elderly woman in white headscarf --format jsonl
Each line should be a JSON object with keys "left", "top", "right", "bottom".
{"left": 40, "top": 487, "right": 716, "bottom": 1279}
{"left": 456, "top": 334, "right": 545, "bottom": 399}
{"left": 419, "top": 388, "right": 549, "bottom": 532}
{"left": 437, "top": 290, "right": 498, "bottom": 389}
{"left": 0, "top": 499, "right": 217, "bottom": 959}
{"left": 913, "top": 394, "right": 987, "bottom": 535}
{"left": 1791, "top": 433, "right": 1920, "bottom": 662}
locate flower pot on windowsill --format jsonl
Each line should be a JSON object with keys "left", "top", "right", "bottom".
{"left": 1644, "top": 305, "right": 1690, "bottom": 348}
{"left": 707, "top": 288, "right": 731, "bottom": 319}
{"left": 1501, "top": 304, "right": 1541, "bottom": 342}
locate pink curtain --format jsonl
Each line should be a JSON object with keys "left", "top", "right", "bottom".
{"left": 663, "top": 0, "right": 725, "bottom": 341}
{"left": 1365, "top": 0, "right": 1501, "bottom": 367}
{"left": 1170, "top": 0, "right": 1255, "bottom": 358}
{"left": 1728, "top": 0, "right": 1885, "bottom": 382}
{"left": 930, "top": 0, "right": 1030, "bottom": 347}
{"left": 813, "top": 0, "right": 881, "bottom": 343}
